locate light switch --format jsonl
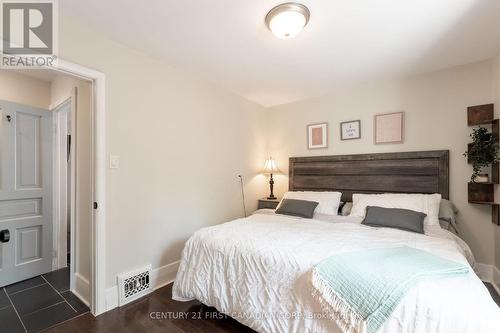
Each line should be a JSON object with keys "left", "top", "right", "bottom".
{"left": 110, "top": 155, "right": 120, "bottom": 169}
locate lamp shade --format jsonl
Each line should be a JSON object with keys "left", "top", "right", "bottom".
{"left": 262, "top": 157, "right": 281, "bottom": 174}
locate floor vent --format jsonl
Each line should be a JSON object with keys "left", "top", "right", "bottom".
{"left": 118, "top": 264, "right": 152, "bottom": 306}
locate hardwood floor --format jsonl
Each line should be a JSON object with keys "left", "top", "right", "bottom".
{"left": 45, "top": 282, "right": 500, "bottom": 333}
{"left": 44, "top": 283, "right": 254, "bottom": 333}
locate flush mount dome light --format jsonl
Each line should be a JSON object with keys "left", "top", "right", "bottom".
{"left": 265, "top": 2, "right": 310, "bottom": 39}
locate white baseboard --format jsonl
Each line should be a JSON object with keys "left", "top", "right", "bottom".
{"left": 492, "top": 265, "right": 500, "bottom": 295}
{"left": 474, "top": 263, "right": 493, "bottom": 281}
{"left": 105, "top": 285, "right": 118, "bottom": 311}
{"left": 475, "top": 262, "right": 500, "bottom": 294}
{"left": 104, "top": 260, "right": 180, "bottom": 312}
{"left": 74, "top": 273, "right": 91, "bottom": 306}
{"left": 72, "top": 289, "right": 90, "bottom": 307}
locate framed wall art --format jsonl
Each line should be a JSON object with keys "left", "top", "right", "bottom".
{"left": 374, "top": 112, "right": 404, "bottom": 144}
{"left": 307, "top": 122, "right": 328, "bottom": 149}
{"left": 340, "top": 120, "right": 361, "bottom": 140}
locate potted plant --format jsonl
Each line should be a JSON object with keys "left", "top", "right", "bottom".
{"left": 464, "top": 126, "right": 500, "bottom": 182}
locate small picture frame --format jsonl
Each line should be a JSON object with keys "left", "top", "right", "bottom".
{"left": 374, "top": 112, "right": 404, "bottom": 144}
{"left": 307, "top": 122, "right": 328, "bottom": 149}
{"left": 340, "top": 120, "right": 361, "bottom": 140}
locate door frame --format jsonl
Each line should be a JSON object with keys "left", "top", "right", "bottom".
{"left": 1, "top": 55, "right": 106, "bottom": 315}
{"left": 51, "top": 97, "right": 74, "bottom": 282}
{"left": 52, "top": 59, "right": 107, "bottom": 316}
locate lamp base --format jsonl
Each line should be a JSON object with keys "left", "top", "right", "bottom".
{"left": 267, "top": 195, "right": 277, "bottom": 200}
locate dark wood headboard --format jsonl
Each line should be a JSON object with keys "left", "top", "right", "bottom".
{"left": 289, "top": 150, "right": 449, "bottom": 202}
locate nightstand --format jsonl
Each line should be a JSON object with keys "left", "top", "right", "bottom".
{"left": 258, "top": 198, "right": 280, "bottom": 210}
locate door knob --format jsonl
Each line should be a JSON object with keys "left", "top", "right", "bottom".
{"left": 0, "top": 230, "right": 10, "bottom": 243}
{"left": 6, "top": 115, "right": 11, "bottom": 122}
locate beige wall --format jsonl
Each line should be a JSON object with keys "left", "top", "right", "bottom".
{"left": 267, "top": 61, "right": 496, "bottom": 265}
{"left": 493, "top": 53, "right": 500, "bottom": 270}
{"left": 57, "top": 10, "right": 499, "bottom": 293}
{"left": 51, "top": 75, "right": 93, "bottom": 300}
{"left": 58, "top": 14, "right": 267, "bottom": 288}
{"left": 0, "top": 71, "right": 50, "bottom": 109}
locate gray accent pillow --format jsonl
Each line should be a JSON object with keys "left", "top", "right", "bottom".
{"left": 439, "top": 199, "right": 459, "bottom": 234}
{"left": 275, "top": 199, "right": 319, "bottom": 219}
{"left": 361, "top": 206, "right": 426, "bottom": 234}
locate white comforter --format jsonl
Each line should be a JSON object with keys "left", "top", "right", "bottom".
{"left": 172, "top": 212, "right": 500, "bottom": 333}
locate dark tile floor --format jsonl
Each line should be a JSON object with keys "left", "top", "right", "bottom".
{"left": 0, "top": 267, "right": 89, "bottom": 333}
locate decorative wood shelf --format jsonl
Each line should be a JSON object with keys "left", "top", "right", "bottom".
{"left": 468, "top": 182, "right": 494, "bottom": 203}
{"left": 468, "top": 200, "right": 496, "bottom": 204}
{"left": 493, "top": 162, "right": 499, "bottom": 184}
{"left": 466, "top": 104, "right": 499, "bottom": 225}
{"left": 467, "top": 104, "right": 494, "bottom": 125}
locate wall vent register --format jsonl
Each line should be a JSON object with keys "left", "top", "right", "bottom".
{"left": 117, "top": 264, "right": 152, "bottom": 306}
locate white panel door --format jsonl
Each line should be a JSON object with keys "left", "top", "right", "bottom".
{"left": 0, "top": 100, "right": 53, "bottom": 287}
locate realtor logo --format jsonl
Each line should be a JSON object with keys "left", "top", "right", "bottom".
{"left": 1, "top": 0, "right": 57, "bottom": 68}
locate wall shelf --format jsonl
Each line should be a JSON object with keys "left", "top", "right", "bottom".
{"left": 468, "top": 201, "right": 496, "bottom": 204}
{"left": 468, "top": 182, "right": 494, "bottom": 203}
{"left": 467, "top": 104, "right": 494, "bottom": 126}
{"left": 466, "top": 104, "right": 499, "bottom": 225}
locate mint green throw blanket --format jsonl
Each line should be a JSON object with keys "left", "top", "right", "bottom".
{"left": 311, "top": 246, "right": 469, "bottom": 333}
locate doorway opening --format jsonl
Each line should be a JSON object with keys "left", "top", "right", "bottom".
{"left": 0, "top": 67, "right": 98, "bottom": 330}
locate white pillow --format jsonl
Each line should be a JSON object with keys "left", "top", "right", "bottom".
{"left": 278, "top": 191, "right": 342, "bottom": 216}
{"left": 349, "top": 193, "right": 442, "bottom": 226}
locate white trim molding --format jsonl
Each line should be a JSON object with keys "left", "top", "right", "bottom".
{"left": 151, "top": 260, "right": 180, "bottom": 290}
{"left": 75, "top": 273, "right": 91, "bottom": 307}
{"left": 105, "top": 285, "right": 119, "bottom": 311}
{"left": 494, "top": 266, "right": 500, "bottom": 295}
{"left": 51, "top": 110, "right": 61, "bottom": 270}
{"left": 54, "top": 59, "right": 107, "bottom": 316}
{"left": 475, "top": 262, "right": 500, "bottom": 295}
{"left": 474, "top": 262, "right": 493, "bottom": 281}
{"left": 69, "top": 88, "right": 77, "bottom": 294}
{"left": 51, "top": 101, "right": 71, "bottom": 271}
{"left": 105, "top": 261, "right": 180, "bottom": 312}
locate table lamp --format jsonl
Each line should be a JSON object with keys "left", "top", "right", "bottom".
{"left": 262, "top": 157, "right": 281, "bottom": 200}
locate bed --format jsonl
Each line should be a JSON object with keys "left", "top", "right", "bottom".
{"left": 172, "top": 150, "right": 500, "bottom": 332}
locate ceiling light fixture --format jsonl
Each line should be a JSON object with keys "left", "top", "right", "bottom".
{"left": 265, "top": 2, "right": 310, "bottom": 39}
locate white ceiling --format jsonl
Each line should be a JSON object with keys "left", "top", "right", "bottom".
{"left": 62, "top": 0, "right": 500, "bottom": 107}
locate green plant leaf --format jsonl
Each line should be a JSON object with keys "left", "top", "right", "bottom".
{"left": 463, "top": 126, "right": 500, "bottom": 181}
